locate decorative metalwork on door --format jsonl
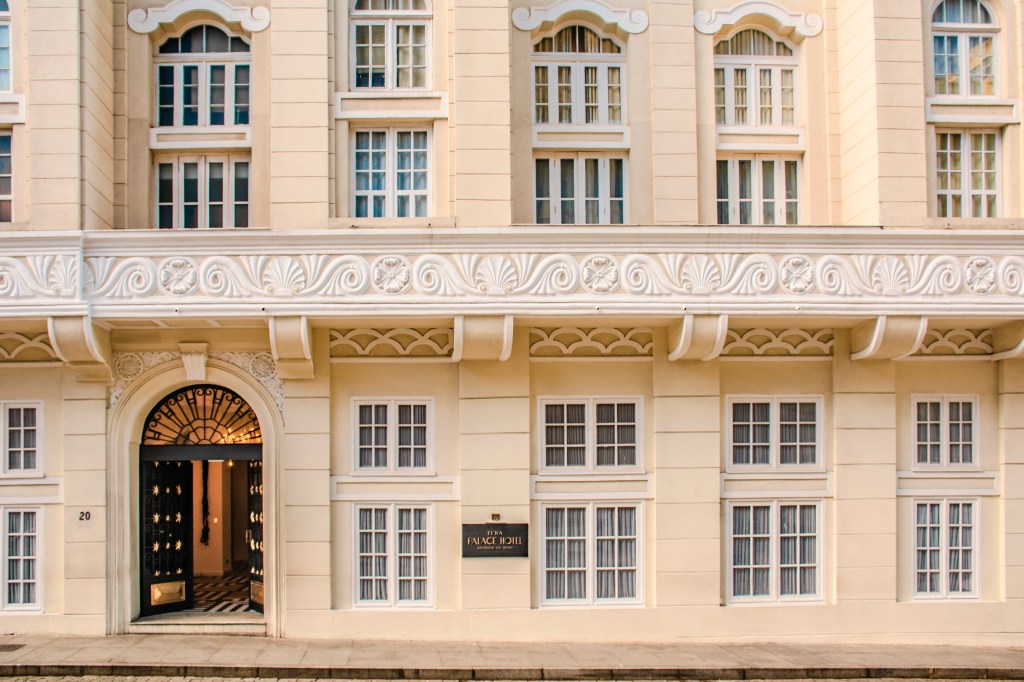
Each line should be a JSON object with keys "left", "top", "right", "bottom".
{"left": 143, "top": 385, "right": 262, "bottom": 446}
{"left": 140, "top": 460, "right": 193, "bottom": 617}
{"left": 248, "top": 459, "right": 264, "bottom": 612}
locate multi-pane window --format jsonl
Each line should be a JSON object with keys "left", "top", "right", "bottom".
{"left": 932, "top": 0, "right": 997, "bottom": 96}
{"left": 913, "top": 397, "right": 976, "bottom": 467}
{"left": 353, "top": 129, "right": 429, "bottom": 218}
{"left": 728, "top": 397, "right": 820, "bottom": 468}
{"left": 351, "top": 0, "right": 430, "bottom": 90}
{"left": 4, "top": 405, "right": 38, "bottom": 474}
{"left": 155, "top": 25, "right": 250, "bottom": 128}
{"left": 355, "top": 505, "right": 430, "bottom": 606}
{"left": 535, "top": 154, "right": 626, "bottom": 224}
{"left": 729, "top": 501, "right": 820, "bottom": 602}
{"left": 532, "top": 26, "right": 625, "bottom": 126}
{"left": 155, "top": 155, "right": 250, "bottom": 229}
{"left": 936, "top": 130, "right": 998, "bottom": 218}
{"left": 0, "top": 1, "right": 11, "bottom": 94}
{"left": 543, "top": 503, "right": 639, "bottom": 605}
{"left": 914, "top": 499, "right": 976, "bottom": 598}
{"left": 714, "top": 29, "right": 797, "bottom": 127}
{"left": 0, "top": 132, "right": 11, "bottom": 222}
{"left": 716, "top": 156, "right": 799, "bottom": 225}
{"left": 353, "top": 399, "right": 431, "bottom": 472}
{"left": 4, "top": 509, "right": 37, "bottom": 609}
{"left": 540, "top": 398, "right": 640, "bottom": 471}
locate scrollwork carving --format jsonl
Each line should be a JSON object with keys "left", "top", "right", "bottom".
{"left": 330, "top": 328, "right": 454, "bottom": 358}
{"left": 529, "top": 328, "right": 653, "bottom": 357}
{"left": 0, "top": 332, "right": 58, "bottom": 362}
{"left": 913, "top": 329, "right": 994, "bottom": 356}
{"left": 721, "top": 329, "right": 834, "bottom": 356}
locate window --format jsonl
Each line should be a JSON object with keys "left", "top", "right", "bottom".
{"left": 913, "top": 397, "right": 976, "bottom": 467}
{"left": 0, "top": 0, "right": 11, "bottom": 93}
{"left": 727, "top": 397, "right": 821, "bottom": 469}
{"left": 155, "top": 25, "right": 251, "bottom": 128}
{"left": 535, "top": 154, "right": 626, "bottom": 224}
{"left": 932, "top": 0, "right": 997, "bottom": 96}
{"left": 2, "top": 404, "right": 39, "bottom": 476}
{"left": 532, "top": 26, "right": 624, "bottom": 126}
{"left": 542, "top": 503, "right": 640, "bottom": 605}
{"left": 539, "top": 398, "right": 640, "bottom": 471}
{"left": 353, "top": 129, "right": 429, "bottom": 218}
{"left": 154, "top": 155, "right": 249, "bottom": 229}
{"left": 714, "top": 29, "right": 797, "bottom": 127}
{"left": 3, "top": 509, "right": 38, "bottom": 610}
{"left": 353, "top": 399, "right": 431, "bottom": 472}
{"left": 355, "top": 504, "right": 431, "bottom": 606}
{"left": 728, "top": 501, "right": 820, "bottom": 603}
{"left": 716, "top": 156, "right": 799, "bottom": 225}
{"left": 936, "top": 130, "right": 998, "bottom": 218}
{"left": 350, "top": 0, "right": 430, "bottom": 90}
{"left": 914, "top": 499, "right": 976, "bottom": 598}
{"left": 0, "top": 131, "right": 10, "bottom": 222}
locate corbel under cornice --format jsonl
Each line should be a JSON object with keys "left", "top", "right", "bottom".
{"left": 851, "top": 316, "right": 928, "bottom": 361}
{"left": 128, "top": 0, "right": 270, "bottom": 34}
{"left": 512, "top": 0, "right": 649, "bottom": 34}
{"left": 695, "top": 1, "right": 823, "bottom": 39}
{"left": 455, "top": 315, "right": 514, "bottom": 362}
{"left": 269, "top": 316, "right": 313, "bottom": 380}
{"left": 47, "top": 316, "right": 112, "bottom": 382}
{"left": 991, "top": 321, "right": 1024, "bottom": 361}
{"left": 668, "top": 314, "right": 729, "bottom": 362}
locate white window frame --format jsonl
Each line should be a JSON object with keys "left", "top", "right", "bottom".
{"left": 2, "top": 507, "right": 41, "bottom": 612}
{"left": 910, "top": 395, "right": 980, "bottom": 471}
{"left": 539, "top": 501, "right": 643, "bottom": 607}
{"left": 935, "top": 129, "right": 999, "bottom": 218}
{"left": 351, "top": 398, "right": 434, "bottom": 474}
{"left": 725, "top": 499, "right": 822, "bottom": 605}
{"left": 713, "top": 31, "right": 798, "bottom": 128}
{"left": 537, "top": 396, "right": 643, "bottom": 474}
{"left": 716, "top": 155, "right": 800, "bottom": 225}
{"left": 351, "top": 127, "right": 431, "bottom": 218}
{"left": 911, "top": 497, "right": 979, "bottom": 600}
{"left": 0, "top": 130, "right": 12, "bottom": 223}
{"left": 534, "top": 153, "right": 627, "bottom": 225}
{"left": 352, "top": 503, "right": 434, "bottom": 608}
{"left": 1, "top": 402, "right": 42, "bottom": 478}
{"left": 931, "top": 0, "right": 998, "bottom": 97}
{"left": 349, "top": 17, "right": 431, "bottom": 90}
{"left": 531, "top": 57, "right": 626, "bottom": 127}
{"left": 152, "top": 153, "right": 251, "bottom": 229}
{"left": 725, "top": 396, "right": 824, "bottom": 472}
{"left": 0, "top": 7, "right": 13, "bottom": 95}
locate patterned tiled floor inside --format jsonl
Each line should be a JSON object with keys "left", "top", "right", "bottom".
{"left": 185, "top": 567, "right": 252, "bottom": 613}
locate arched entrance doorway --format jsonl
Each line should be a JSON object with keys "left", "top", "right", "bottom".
{"left": 138, "top": 384, "right": 264, "bottom": 617}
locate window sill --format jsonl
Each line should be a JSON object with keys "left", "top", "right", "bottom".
{"left": 926, "top": 96, "right": 1018, "bottom": 125}
{"left": 716, "top": 126, "right": 803, "bottom": 152}
{"left": 533, "top": 124, "right": 630, "bottom": 150}
{"left": 150, "top": 126, "right": 252, "bottom": 150}
{"left": 330, "top": 217, "right": 456, "bottom": 229}
{"left": 335, "top": 91, "right": 448, "bottom": 120}
{"left": 0, "top": 92, "right": 25, "bottom": 124}
{"left": 531, "top": 473, "right": 652, "bottom": 500}
{"left": 330, "top": 474, "right": 458, "bottom": 502}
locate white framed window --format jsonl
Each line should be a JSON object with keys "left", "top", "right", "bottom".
{"left": 0, "top": 0, "right": 12, "bottom": 94}
{"left": 154, "top": 154, "right": 250, "bottom": 229}
{"left": 539, "top": 397, "right": 641, "bottom": 472}
{"left": 154, "top": 24, "right": 251, "bottom": 128}
{"left": 913, "top": 498, "right": 977, "bottom": 599}
{"left": 0, "top": 131, "right": 11, "bottom": 222}
{"left": 726, "top": 397, "right": 822, "bottom": 470}
{"left": 532, "top": 25, "right": 625, "bottom": 126}
{"left": 936, "top": 130, "right": 998, "bottom": 218}
{"left": 354, "top": 504, "right": 432, "bottom": 607}
{"left": 350, "top": 0, "right": 430, "bottom": 90}
{"left": 912, "top": 396, "right": 978, "bottom": 468}
{"left": 352, "top": 128, "right": 430, "bottom": 218}
{"left": 352, "top": 399, "right": 432, "bottom": 473}
{"left": 727, "top": 500, "right": 821, "bottom": 603}
{"left": 716, "top": 155, "right": 799, "bottom": 225}
{"left": 2, "top": 403, "right": 41, "bottom": 477}
{"left": 534, "top": 154, "right": 626, "bottom": 224}
{"left": 714, "top": 29, "right": 797, "bottom": 128}
{"left": 932, "top": 0, "right": 997, "bottom": 96}
{"left": 3, "top": 508, "right": 39, "bottom": 611}
{"left": 541, "top": 502, "right": 641, "bottom": 606}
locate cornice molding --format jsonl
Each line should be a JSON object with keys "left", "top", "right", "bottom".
{"left": 695, "top": 1, "right": 823, "bottom": 39}
{"left": 128, "top": 0, "right": 270, "bottom": 34}
{"left": 512, "top": 0, "right": 649, "bottom": 34}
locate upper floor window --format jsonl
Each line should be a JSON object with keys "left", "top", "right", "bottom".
{"left": 932, "top": 0, "right": 996, "bottom": 96}
{"left": 0, "top": 131, "right": 11, "bottom": 222}
{"left": 714, "top": 29, "right": 796, "bottom": 127}
{"left": 2, "top": 403, "right": 40, "bottom": 476}
{"left": 353, "top": 399, "right": 432, "bottom": 473}
{"left": 539, "top": 397, "right": 640, "bottom": 472}
{"left": 352, "top": 128, "right": 430, "bottom": 218}
{"left": 535, "top": 153, "right": 626, "bottom": 224}
{"left": 913, "top": 396, "right": 977, "bottom": 468}
{"left": 0, "top": 0, "right": 11, "bottom": 93}
{"left": 351, "top": 0, "right": 430, "bottom": 90}
{"left": 155, "top": 25, "right": 251, "bottom": 128}
{"left": 532, "top": 25, "right": 624, "bottom": 126}
{"left": 155, "top": 154, "right": 250, "bottom": 228}
{"left": 936, "top": 129, "right": 998, "bottom": 218}
{"left": 727, "top": 397, "right": 821, "bottom": 470}
{"left": 717, "top": 155, "right": 799, "bottom": 225}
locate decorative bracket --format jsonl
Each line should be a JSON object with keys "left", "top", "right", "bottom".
{"left": 179, "top": 343, "right": 209, "bottom": 381}
{"left": 455, "top": 315, "right": 514, "bottom": 362}
{"left": 47, "top": 316, "right": 112, "bottom": 382}
{"left": 128, "top": 0, "right": 271, "bottom": 34}
{"left": 991, "top": 321, "right": 1024, "bottom": 361}
{"left": 851, "top": 316, "right": 928, "bottom": 361}
{"left": 667, "top": 314, "right": 729, "bottom": 362}
{"left": 512, "top": 0, "right": 649, "bottom": 34}
{"left": 269, "top": 316, "right": 313, "bottom": 380}
{"left": 695, "top": 1, "right": 823, "bottom": 39}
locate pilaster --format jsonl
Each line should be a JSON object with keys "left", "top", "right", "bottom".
{"left": 999, "top": 359, "right": 1024, "bottom": 601}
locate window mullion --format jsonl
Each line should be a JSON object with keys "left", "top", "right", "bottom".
{"left": 587, "top": 502, "right": 595, "bottom": 605}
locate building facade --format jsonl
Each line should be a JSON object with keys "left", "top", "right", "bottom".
{"left": 0, "top": 0, "right": 1022, "bottom": 642}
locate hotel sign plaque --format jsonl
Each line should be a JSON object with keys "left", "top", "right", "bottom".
{"left": 462, "top": 523, "right": 528, "bottom": 557}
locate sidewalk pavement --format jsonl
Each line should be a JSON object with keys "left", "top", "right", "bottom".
{"left": 0, "top": 634, "right": 1023, "bottom": 679}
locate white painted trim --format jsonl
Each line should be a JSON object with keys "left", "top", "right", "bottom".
{"left": 351, "top": 502, "right": 436, "bottom": 608}
{"left": 349, "top": 398, "right": 436, "bottom": 475}
{"left": 536, "top": 395, "right": 644, "bottom": 475}
{"left": 149, "top": 127, "right": 253, "bottom": 151}
{"left": 1, "top": 507, "right": 42, "bottom": 612}
{"left": 531, "top": 473, "right": 653, "bottom": 500}
{"left": 512, "top": 0, "right": 649, "bottom": 34}
{"left": 908, "top": 394, "right": 983, "bottom": 471}
{"left": 695, "top": 1, "right": 823, "bottom": 39}
{"left": 331, "top": 475, "right": 458, "bottom": 502}
{"left": 128, "top": 0, "right": 270, "bottom": 33}
{"left": 0, "top": 402, "right": 43, "bottom": 479}
{"left": 908, "top": 497, "right": 981, "bottom": 599}
{"left": 900, "top": 487, "right": 998, "bottom": 497}
{"left": 723, "top": 395, "right": 827, "bottom": 473}
{"left": 0, "top": 93, "right": 25, "bottom": 125}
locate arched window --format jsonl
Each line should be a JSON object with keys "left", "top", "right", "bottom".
{"left": 350, "top": 0, "right": 430, "bottom": 90}
{"left": 532, "top": 25, "right": 625, "bottom": 126}
{"left": 932, "top": 0, "right": 996, "bottom": 96}
{"left": 713, "top": 28, "right": 796, "bottom": 127}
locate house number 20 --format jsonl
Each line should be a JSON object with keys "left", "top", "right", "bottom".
{"left": 79, "top": 511, "right": 91, "bottom": 521}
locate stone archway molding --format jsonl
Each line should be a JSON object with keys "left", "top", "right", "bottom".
{"left": 128, "top": 0, "right": 271, "bottom": 34}
{"left": 511, "top": 0, "right": 649, "bottom": 34}
{"left": 695, "top": 1, "right": 823, "bottom": 39}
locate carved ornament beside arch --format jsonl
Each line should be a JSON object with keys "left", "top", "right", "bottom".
{"left": 695, "top": 1, "right": 823, "bottom": 40}
{"left": 128, "top": 0, "right": 271, "bottom": 34}
{"left": 512, "top": 0, "right": 649, "bottom": 34}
